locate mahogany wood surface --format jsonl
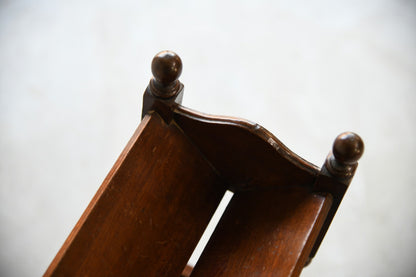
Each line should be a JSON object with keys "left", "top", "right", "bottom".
{"left": 309, "top": 132, "right": 364, "bottom": 259}
{"left": 173, "top": 106, "right": 319, "bottom": 192}
{"left": 191, "top": 188, "right": 333, "bottom": 277}
{"left": 44, "top": 112, "right": 226, "bottom": 276}
{"left": 45, "top": 50, "right": 364, "bottom": 276}
{"left": 181, "top": 265, "right": 194, "bottom": 277}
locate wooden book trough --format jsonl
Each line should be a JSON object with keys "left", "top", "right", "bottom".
{"left": 45, "top": 51, "right": 364, "bottom": 276}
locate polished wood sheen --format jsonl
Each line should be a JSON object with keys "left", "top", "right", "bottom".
{"left": 44, "top": 113, "right": 226, "bottom": 276}
{"left": 173, "top": 106, "right": 319, "bottom": 192}
{"left": 332, "top": 132, "right": 364, "bottom": 165}
{"left": 150, "top": 50, "right": 183, "bottom": 99}
{"left": 191, "top": 188, "right": 333, "bottom": 276}
{"left": 45, "top": 50, "right": 364, "bottom": 276}
{"left": 308, "top": 132, "right": 364, "bottom": 259}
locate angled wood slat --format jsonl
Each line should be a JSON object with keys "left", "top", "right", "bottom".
{"left": 191, "top": 188, "right": 332, "bottom": 276}
{"left": 45, "top": 113, "right": 226, "bottom": 276}
{"left": 45, "top": 50, "right": 364, "bottom": 276}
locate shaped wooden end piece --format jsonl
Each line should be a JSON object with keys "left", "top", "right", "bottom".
{"left": 325, "top": 132, "right": 364, "bottom": 181}
{"left": 150, "top": 50, "right": 183, "bottom": 98}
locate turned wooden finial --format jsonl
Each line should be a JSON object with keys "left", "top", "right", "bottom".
{"left": 325, "top": 132, "right": 364, "bottom": 180}
{"left": 333, "top": 132, "right": 364, "bottom": 164}
{"left": 150, "top": 50, "right": 183, "bottom": 98}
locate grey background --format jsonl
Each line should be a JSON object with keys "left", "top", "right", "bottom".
{"left": 0, "top": 0, "right": 415, "bottom": 276}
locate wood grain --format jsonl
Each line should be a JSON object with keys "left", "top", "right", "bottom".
{"left": 191, "top": 188, "right": 332, "bottom": 277}
{"left": 45, "top": 50, "right": 364, "bottom": 276}
{"left": 173, "top": 106, "right": 319, "bottom": 192}
{"left": 44, "top": 112, "right": 226, "bottom": 276}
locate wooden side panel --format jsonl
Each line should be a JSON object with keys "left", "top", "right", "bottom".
{"left": 173, "top": 106, "right": 319, "bottom": 192}
{"left": 45, "top": 113, "right": 226, "bottom": 277}
{"left": 191, "top": 188, "right": 332, "bottom": 277}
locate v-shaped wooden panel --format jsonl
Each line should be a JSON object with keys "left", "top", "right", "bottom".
{"left": 45, "top": 50, "right": 363, "bottom": 277}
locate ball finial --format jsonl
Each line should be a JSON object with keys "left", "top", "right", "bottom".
{"left": 151, "top": 50, "right": 182, "bottom": 86}
{"left": 332, "top": 132, "right": 364, "bottom": 164}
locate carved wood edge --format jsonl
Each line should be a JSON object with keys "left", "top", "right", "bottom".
{"left": 168, "top": 106, "right": 354, "bottom": 265}
{"left": 143, "top": 50, "right": 364, "bottom": 267}
{"left": 173, "top": 108, "right": 317, "bottom": 191}
{"left": 174, "top": 105, "right": 320, "bottom": 178}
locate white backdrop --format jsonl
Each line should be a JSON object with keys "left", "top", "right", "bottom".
{"left": 1, "top": 0, "right": 415, "bottom": 276}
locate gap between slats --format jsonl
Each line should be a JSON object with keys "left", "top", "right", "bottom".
{"left": 181, "top": 190, "right": 234, "bottom": 276}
